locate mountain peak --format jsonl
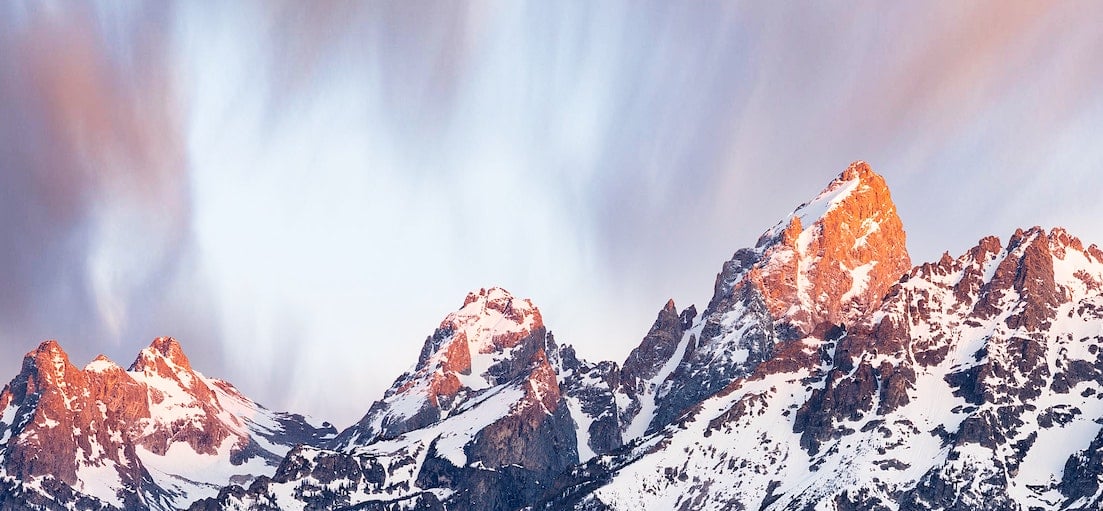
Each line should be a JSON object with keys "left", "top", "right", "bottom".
{"left": 85, "top": 354, "right": 123, "bottom": 373}
{"left": 335, "top": 288, "right": 553, "bottom": 446}
{"left": 130, "top": 336, "right": 193, "bottom": 373}
{"left": 651, "top": 162, "right": 912, "bottom": 433}
{"left": 0, "top": 336, "right": 336, "bottom": 509}
{"left": 456, "top": 287, "right": 540, "bottom": 328}
{"left": 444, "top": 287, "right": 543, "bottom": 358}
{"left": 149, "top": 336, "right": 189, "bottom": 363}
{"left": 14, "top": 340, "right": 79, "bottom": 393}
{"left": 748, "top": 161, "right": 910, "bottom": 333}
{"left": 759, "top": 161, "right": 894, "bottom": 247}
{"left": 839, "top": 159, "right": 875, "bottom": 180}
{"left": 24, "top": 340, "right": 74, "bottom": 378}
{"left": 463, "top": 286, "right": 514, "bottom": 306}
{"left": 31, "top": 339, "right": 65, "bottom": 357}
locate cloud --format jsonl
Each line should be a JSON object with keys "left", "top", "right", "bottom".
{"left": 0, "top": 4, "right": 223, "bottom": 375}
{"left": 3, "top": 1, "right": 1103, "bottom": 427}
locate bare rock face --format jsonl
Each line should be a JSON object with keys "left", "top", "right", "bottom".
{"left": 621, "top": 300, "right": 695, "bottom": 395}
{"left": 421, "top": 345, "right": 579, "bottom": 511}
{"left": 1060, "top": 426, "right": 1103, "bottom": 509}
{"left": 559, "top": 345, "right": 623, "bottom": 459}
{"left": 748, "top": 161, "right": 911, "bottom": 333}
{"left": 614, "top": 299, "right": 695, "bottom": 438}
{"left": 0, "top": 342, "right": 139, "bottom": 489}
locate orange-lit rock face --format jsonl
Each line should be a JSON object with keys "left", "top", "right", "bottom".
{"left": 0, "top": 341, "right": 93, "bottom": 484}
{"left": 426, "top": 372, "right": 463, "bottom": 407}
{"left": 439, "top": 333, "right": 473, "bottom": 376}
{"left": 749, "top": 161, "right": 911, "bottom": 335}
{"left": 0, "top": 338, "right": 249, "bottom": 486}
{"left": 0, "top": 337, "right": 337, "bottom": 509}
{"left": 0, "top": 342, "right": 156, "bottom": 487}
{"left": 85, "top": 355, "right": 152, "bottom": 421}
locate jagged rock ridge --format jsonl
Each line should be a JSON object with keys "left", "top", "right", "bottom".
{"left": 0, "top": 338, "right": 336, "bottom": 511}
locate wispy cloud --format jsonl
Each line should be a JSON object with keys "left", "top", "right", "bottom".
{"left": 2, "top": 2, "right": 1102, "bottom": 425}
{"left": 0, "top": 3, "right": 222, "bottom": 373}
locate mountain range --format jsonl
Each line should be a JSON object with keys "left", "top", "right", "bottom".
{"left": 3, "top": 162, "right": 1102, "bottom": 510}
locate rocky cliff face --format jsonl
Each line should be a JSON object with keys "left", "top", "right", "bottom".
{"left": 0, "top": 338, "right": 335, "bottom": 511}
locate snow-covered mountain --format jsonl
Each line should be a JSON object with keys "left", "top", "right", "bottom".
{"left": 0, "top": 337, "right": 336, "bottom": 510}
{"left": 541, "top": 225, "right": 1103, "bottom": 510}
{"left": 536, "top": 168, "right": 1103, "bottom": 510}
{"left": 12, "top": 161, "right": 1103, "bottom": 510}
{"left": 190, "top": 287, "right": 581, "bottom": 511}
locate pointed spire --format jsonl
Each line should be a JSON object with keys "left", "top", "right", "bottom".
{"left": 839, "top": 160, "right": 875, "bottom": 180}
{"left": 743, "top": 161, "right": 911, "bottom": 334}
{"left": 148, "top": 337, "right": 191, "bottom": 368}
{"left": 27, "top": 339, "right": 71, "bottom": 371}
{"left": 33, "top": 339, "right": 64, "bottom": 355}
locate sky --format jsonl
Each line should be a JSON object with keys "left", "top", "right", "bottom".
{"left": 2, "top": 1, "right": 1103, "bottom": 427}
